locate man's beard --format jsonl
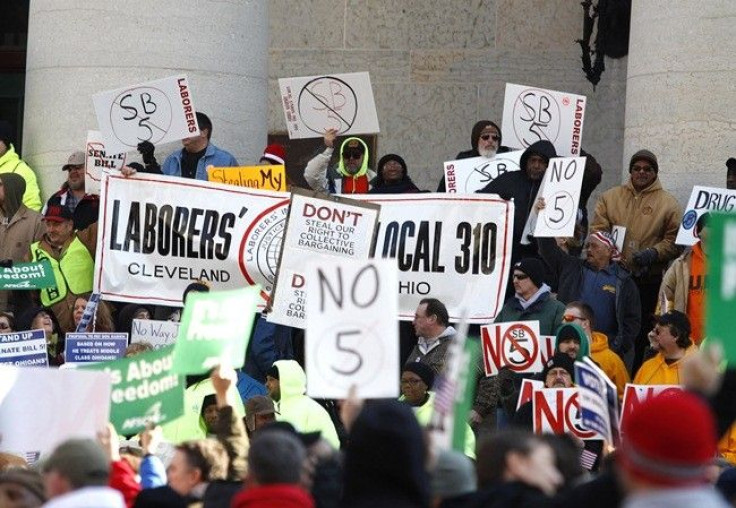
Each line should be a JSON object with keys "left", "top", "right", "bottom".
{"left": 68, "top": 180, "right": 85, "bottom": 192}
{"left": 478, "top": 146, "right": 497, "bottom": 158}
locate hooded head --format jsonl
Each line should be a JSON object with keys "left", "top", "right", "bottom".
{"left": 338, "top": 137, "right": 370, "bottom": 177}
{"left": 267, "top": 360, "right": 307, "bottom": 402}
{"left": 628, "top": 149, "right": 659, "bottom": 191}
{"left": 470, "top": 120, "right": 501, "bottom": 151}
{"left": 470, "top": 120, "right": 502, "bottom": 157}
{"left": 519, "top": 140, "right": 557, "bottom": 181}
{"left": 0, "top": 172, "right": 26, "bottom": 219}
{"left": 554, "top": 323, "right": 590, "bottom": 361}
{"left": 374, "top": 153, "right": 409, "bottom": 187}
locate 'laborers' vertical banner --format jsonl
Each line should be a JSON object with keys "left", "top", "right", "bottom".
{"left": 268, "top": 188, "right": 380, "bottom": 329}
{"left": 92, "top": 75, "right": 200, "bottom": 154}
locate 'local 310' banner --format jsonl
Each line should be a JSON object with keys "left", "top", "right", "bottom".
{"left": 95, "top": 175, "right": 513, "bottom": 322}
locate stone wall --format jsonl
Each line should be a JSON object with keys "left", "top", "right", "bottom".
{"left": 268, "top": 0, "right": 628, "bottom": 202}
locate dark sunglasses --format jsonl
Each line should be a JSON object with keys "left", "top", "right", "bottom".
{"left": 512, "top": 273, "right": 529, "bottom": 280}
{"left": 481, "top": 134, "right": 501, "bottom": 142}
{"left": 342, "top": 150, "right": 364, "bottom": 160}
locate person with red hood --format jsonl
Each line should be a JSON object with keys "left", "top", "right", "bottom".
{"left": 230, "top": 430, "right": 314, "bottom": 508}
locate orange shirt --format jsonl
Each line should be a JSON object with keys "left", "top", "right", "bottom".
{"left": 632, "top": 345, "right": 698, "bottom": 385}
{"left": 687, "top": 242, "right": 706, "bottom": 344}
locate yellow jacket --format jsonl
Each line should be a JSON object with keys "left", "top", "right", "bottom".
{"left": 719, "top": 423, "right": 736, "bottom": 465}
{"left": 402, "top": 392, "right": 476, "bottom": 459}
{"left": 589, "top": 332, "right": 629, "bottom": 400}
{"left": 632, "top": 345, "right": 698, "bottom": 385}
{"left": 0, "top": 144, "right": 42, "bottom": 211}
{"left": 591, "top": 178, "right": 681, "bottom": 275}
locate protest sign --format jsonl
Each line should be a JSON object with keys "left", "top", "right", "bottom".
{"left": 611, "top": 225, "right": 626, "bottom": 253}
{"left": 279, "top": 71, "right": 380, "bottom": 139}
{"left": 0, "top": 330, "right": 48, "bottom": 367}
{"left": 676, "top": 187, "right": 736, "bottom": 246}
{"left": 530, "top": 157, "right": 586, "bottom": 238}
{"left": 575, "top": 358, "right": 619, "bottom": 444}
{"left": 481, "top": 321, "right": 543, "bottom": 376}
{"left": 429, "top": 325, "right": 480, "bottom": 455}
{"left": 85, "top": 130, "right": 127, "bottom": 195}
{"left": 619, "top": 384, "right": 682, "bottom": 432}
{"left": 0, "top": 260, "right": 55, "bottom": 290}
{"left": 173, "top": 287, "right": 260, "bottom": 374}
{"left": 305, "top": 259, "right": 398, "bottom": 398}
{"left": 0, "top": 366, "right": 111, "bottom": 463}
{"left": 516, "top": 378, "right": 545, "bottom": 410}
{"left": 540, "top": 335, "right": 556, "bottom": 364}
{"left": 92, "top": 75, "right": 199, "bottom": 154}
{"left": 443, "top": 151, "right": 524, "bottom": 193}
{"left": 532, "top": 388, "right": 606, "bottom": 440}
{"left": 131, "top": 319, "right": 180, "bottom": 349}
{"left": 83, "top": 345, "right": 184, "bottom": 435}
{"left": 501, "top": 83, "right": 586, "bottom": 156}
{"left": 65, "top": 333, "right": 128, "bottom": 363}
{"left": 706, "top": 213, "right": 736, "bottom": 363}
{"left": 93, "top": 172, "right": 290, "bottom": 306}
{"left": 268, "top": 189, "right": 380, "bottom": 328}
{"left": 207, "top": 165, "right": 287, "bottom": 192}
{"left": 357, "top": 194, "right": 514, "bottom": 323}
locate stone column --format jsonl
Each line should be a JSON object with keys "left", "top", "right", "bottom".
{"left": 23, "top": 0, "right": 268, "bottom": 198}
{"left": 624, "top": 1, "right": 736, "bottom": 203}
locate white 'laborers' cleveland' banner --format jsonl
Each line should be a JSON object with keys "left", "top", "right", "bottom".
{"left": 94, "top": 173, "right": 290, "bottom": 307}
{"left": 95, "top": 173, "right": 513, "bottom": 322}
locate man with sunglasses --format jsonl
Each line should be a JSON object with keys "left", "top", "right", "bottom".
{"left": 304, "top": 128, "right": 375, "bottom": 194}
{"left": 590, "top": 149, "right": 681, "bottom": 372}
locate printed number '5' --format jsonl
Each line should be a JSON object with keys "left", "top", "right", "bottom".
{"left": 331, "top": 330, "right": 363, "bottom": 376}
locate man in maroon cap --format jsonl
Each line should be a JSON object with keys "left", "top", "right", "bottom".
{"left": 26, "top": 204, "right": 97, "bottom": 333}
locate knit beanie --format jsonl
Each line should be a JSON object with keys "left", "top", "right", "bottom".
{"left": 513, "top": 258, "right": 546, "bottom": 288}
{"left": 554, "top": 323, "right": 590, "bottom": 360}
{"left": 41, "top": 438, "right": 110, "bottom": 488}
{"left": 402, "top": 361, "right": 436, "bottom": 389}
{"left": 266, "top": 364, "right": 280, "bottom": 380}
{"left": 377, "top": 154, "right": 407, "bottom": 179}
{"left": 629, "top": 149, "right": 659, "bottom": 174}
{"left": 430, "top": 449, "right": 477, "bottom": 498}
{"left": 0, "top": 172, "right": 26, "bottom": 219}
{"left": 541, "top": 352, "right": 576, "bottom": 382}
{"left": 620, "top": 390, "right": 717, "bottom": 486}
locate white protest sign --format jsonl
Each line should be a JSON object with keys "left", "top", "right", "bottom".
{"left": 530, "top": 157, "right": 586, "bottom": 238}
{"left": 85, "top": 130, "right": 127, "bottom": 195}
{"left": 443, "top": 151, "right": 524, "bottom": 193}
{"left": 357, "top": 194, "right": 514, "bottom": 323}
{"left": 676, "top": 186, "right": 736, "bottom": 246}
{"left": 94, "top": 172, "right": 289, "bottom": 306}
{"left": 540, "top": 335, "right": 556, "bottom": 364}
{"left": 279, "top": 71, "right": 380, "bottom": 139}
{"left": 481, "top": 321, "right": 543, "bottom": 376}
{"left": 131, "top": 319, "right": 180, "bottom": 349}
{"left": 92, "top": 75, "right": 199, "bottom": 154}
{"left": 0, "top": 366, "right": 111, "bottom": 463}
{"left": 0, "top": 329, "right": 48, "bottom": 367}
{"left": 620, "top": 384, "right": 682, "bottom": 432}
{"left": 268, "top": 189, "right": 380, "bottom": 328}
{"left": 575, "top": 358, "right": 619, "bottom": 444}
{"left": 532, "top": 388, "right": 606, "bottom": 440}
{"left": 501, "top": 83, "right": 586, "bottom": 156}
{"left": 516, "top": 378, "right": 545, "bottom": 411}
{"left": 305, "top": 259, "right": 399, "bottom": 398}
{"left": 611, "top": 225, "right": 626, "bottom": 253}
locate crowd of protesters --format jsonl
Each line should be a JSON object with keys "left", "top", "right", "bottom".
{"left": 1, "top": 109, "right": 736, "bottom": 508}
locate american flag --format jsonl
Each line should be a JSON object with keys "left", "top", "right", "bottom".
{"left": 433, "top": 374, "right": 457, "bottom": 415}
{"left": 580, "top": 448, "right": 598, "bottom": 470}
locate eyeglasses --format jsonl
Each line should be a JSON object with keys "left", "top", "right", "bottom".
{"left": 631, "top": 165, "right": 655, "bottom": 173}
{"left": 512, "top": 273, "right": 529, "bottom": 280}
{"left": 481, "top": 134, "right": 501, "bottom": 142}
{"left": 401, "top": 378, "right": 424, "bottom": 386}
{"left": 343, "top": 150, "right": 363, "bottom": 160}
{"left": 562, "top": 314, "right": 586, "bottom": 323}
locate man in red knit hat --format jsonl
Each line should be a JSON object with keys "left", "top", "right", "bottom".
{"left": 618, "top": 390, "right": 727, "bottom": 507}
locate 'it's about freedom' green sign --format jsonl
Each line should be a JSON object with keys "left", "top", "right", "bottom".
{"left": 0, "top": 261, "right": 55, "bottom": 290}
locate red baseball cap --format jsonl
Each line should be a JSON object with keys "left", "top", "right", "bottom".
{"left": 43, "top": 204, "right": 74, "bottom": 223}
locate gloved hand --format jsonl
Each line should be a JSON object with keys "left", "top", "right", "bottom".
{"left": 137, "top": 141, "right": 157, "bottom": 165}
{"left": 633, "top": 248, "right": 658, "bottom": 267}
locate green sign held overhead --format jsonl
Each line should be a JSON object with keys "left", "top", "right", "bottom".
{"left": 83, "top": 345, "right": 184, "bottom": 435}
{"left": 706, "top": 213, "right": 736, "bottom": 364}
{"left": 173, "top": 286, "right": 260, "bottom": 374}
{"left": 0, "top": 260, "right": 55, "bottom": 290}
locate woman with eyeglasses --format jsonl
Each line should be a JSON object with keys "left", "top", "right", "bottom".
{"left": 368, "top": 154, "right": 421, "bottom": 194}
{"left": 399, "top": 362, "right": 476, "bottom": 459}
{"left": 0, "top": 311, "right": 15, "bottom": 333}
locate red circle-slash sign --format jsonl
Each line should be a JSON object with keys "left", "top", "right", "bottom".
{"left": 501, "top": 323, "right": 539, "bottom": 372}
